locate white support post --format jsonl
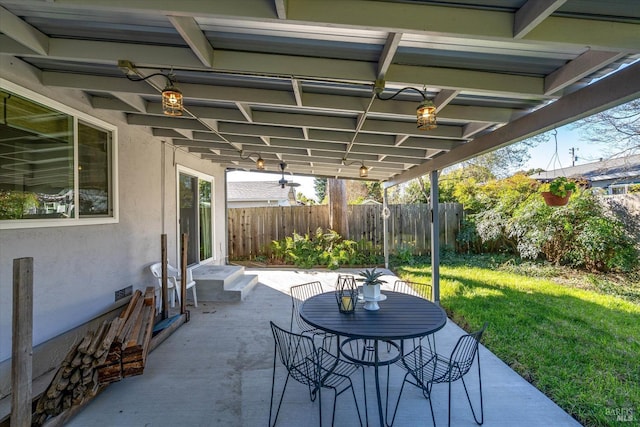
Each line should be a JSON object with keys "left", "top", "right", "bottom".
{"left": 430, "top": 171, "right": 440, "bottom": 304}
{"left": 383, "top": 188, "right": 389, "bottom": 269}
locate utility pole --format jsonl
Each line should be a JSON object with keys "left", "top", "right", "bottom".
{"left": 569, "top": 147, "right": 579, "bottom": 166}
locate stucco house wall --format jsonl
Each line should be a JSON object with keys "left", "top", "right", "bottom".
{"left": 0, "top": 59, "right": 227, "bottom": 395}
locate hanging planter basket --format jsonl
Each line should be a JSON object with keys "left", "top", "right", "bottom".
{"left": 541, "top": 190, "right": 572, "bottom": 206}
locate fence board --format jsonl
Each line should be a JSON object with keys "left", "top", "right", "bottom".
{"left": 228, "top": 203, "right": 463, "bottom": 259}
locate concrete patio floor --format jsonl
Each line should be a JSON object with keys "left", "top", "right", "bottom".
{"left": 66, "top": 268, "right": 581, "bottom": 427}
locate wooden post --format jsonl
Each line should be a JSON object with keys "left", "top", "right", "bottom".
{"left": 12, "top": 257, "right": 33, "bottom": 427}
{"left": 328, "top": 178, "right": 348, "bottom": 237}
{"left": 161, "top": 234, "right": 169, "bottom": 320}
{"left": 180, "top": 233, "right": 188, "bottom": 315}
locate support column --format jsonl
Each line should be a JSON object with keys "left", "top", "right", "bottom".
{"left": 12, "top": 257, "right": 33, "bottom": 427}
{"left": 430, "top": 170, "right": 440, "bottom": 304}
{"left": 383, "top": 188, "right": 389, "bottom": 269}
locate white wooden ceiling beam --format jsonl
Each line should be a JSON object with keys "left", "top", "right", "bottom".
{"left": 362, "top": 119, "right": 461, "bottom": 139}
{"left": 112, "top": 93, "right": 148, "bottom": 113}
{"left": 349, "top": 144, "right": 426, "bottom": 158}
{"left": 11, "top": 0, "right": 637, "bottom": 53}
{"left": 126, "top": 114, "right": 210, "bottom": 131}
{"left": 173, "top": 140, "right": 230, "bottom": 150}
{"left": 462, "top": 123, "right": 492, "bottom": 139}
{"left": 544, "top": 50, "right": 625, "bottom": 95}
{"left": 433, "top": 89, "right": 460, "bottom": 112}
{"left": 0, "top": 6, "right": 49, "bottom": 55}
{"left": 90, "top": 96, "right": 138, "bottom": 112}
{"left": 198, "top": 118, "right": 220, "bottom": 133}
{"left": 50, "top": 0, "right": 277, "bottom": 19}
{"left": 385, "top": 64, "right": 544, "bottom": 98}
{"left": 394, "top": 135, "right": 409, "bottom": 147}
{"left": 287, "top": 0, "right": 639, "bottom": 51}
{"left": 291, "top": 78, "right": 304, "bottom": 107}
{"left": 400, "top": 137, "right": 461, "bottom": 151}
{"left": 168, "top": 15, "right": 215, "bottom": 67}
{"left": 377, "top": 32, "right": 402, "bottom": 80}
{"left": 8, "top": 39, "right": 554, "bottom": 98}
{"left": 235, "top": 102, "right": 254, "bottom": 122}
{"left": 513, "top": 0, "right": 566, "bottom": 39}
{"left": 385, "top": 60, "right": 640, "bottom": 187}
{"left": 275, "top": 0, "right": 287, "bottom": 19}
{"left": 218, "top": 122, "right": 304, "bottom": 139}
{"left": 153, "top": 128, "right": 194, "bottom": 140}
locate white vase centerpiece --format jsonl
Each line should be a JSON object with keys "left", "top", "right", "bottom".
{"left": 359, "top": 268, "right": 385, "bottom": 310}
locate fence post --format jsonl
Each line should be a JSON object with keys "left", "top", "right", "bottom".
{"left": 12, "top": 257, "right": 33, "bottom": 427}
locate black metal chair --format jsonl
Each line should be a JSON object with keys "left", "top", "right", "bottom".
{"left": 393, "top": 279, "right": 432, "bottom": 301}
{"left": 388, "top": 280, "right": 435, "bottom": 352}
{"left": 290, "top": 281, "right": 335, "bottom": 348}
{"left": 391, "top": 323, "right": 488, "bottom": 427}
{"left": 269, "top": 321, "right": 364, "bottom": 427}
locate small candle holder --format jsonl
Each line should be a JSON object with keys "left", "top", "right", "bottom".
{"left": 335, "top": 275, "right": 357, "bottom": 314}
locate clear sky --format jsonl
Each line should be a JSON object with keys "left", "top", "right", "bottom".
{"left": 522, "top": 124, "right": 606, "bottom": 171}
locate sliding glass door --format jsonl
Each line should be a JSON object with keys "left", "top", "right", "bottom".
{"left": 178, "top": 167, "right": 213, "bottom": 265}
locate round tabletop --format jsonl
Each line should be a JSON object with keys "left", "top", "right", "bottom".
{"left": 300, "top": 291, "right": 447, "bottom": 341}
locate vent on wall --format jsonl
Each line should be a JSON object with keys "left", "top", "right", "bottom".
{"left": 115, "top": 285, "right": 133, "bottom": 302}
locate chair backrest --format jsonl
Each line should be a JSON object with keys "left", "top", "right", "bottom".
{"left": 270, "top": 321, "right": 318, "bottom": 385}
{"left": 290, "top": 281, "right": 324, "bottom": 330}
{"left": 394, "top": 280, "right": 432, "bottom": 301}
{"left": 149, "top": 262, "right": 178, "bottom": 287}
{"left": 447, "top": 323, "right": 488, "bottom": 380}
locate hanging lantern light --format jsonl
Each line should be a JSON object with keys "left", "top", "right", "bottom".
{"left": 161, "top": 80, "right": 183, "bottom": 116}
{"left": 416, "top": 99, "right": 437, "bottom": 130}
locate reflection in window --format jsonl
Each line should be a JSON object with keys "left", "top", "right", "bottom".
{"left": 199, "top": 180, "right": 212, "bottom": 260}
{"left": 0, "top": 90, "right": 73, "bottom": 219}
{"left": 0, "top": 89, "right": 113, "bottom": 221}
{"left": 78, "top": 122, "right": 111, "bottom": 216}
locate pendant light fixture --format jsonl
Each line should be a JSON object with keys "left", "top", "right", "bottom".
{"left": 374, "top": 81, "right": 437, "bottom": 130}
{"left": 342, "top": 159, "right": 369, "bottom": 178}
{"left": 239, "top": 151, "right": 265, "bottom": 170}
{"left": 120, "top": 62, "right": 183, "bottom": 116}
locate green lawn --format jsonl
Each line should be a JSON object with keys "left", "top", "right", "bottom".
{"left": 395, "top": 255, "right": 640, "bottom": 427}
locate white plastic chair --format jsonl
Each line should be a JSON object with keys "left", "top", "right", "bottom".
{"left": 149, "top": 262, "right": 198, "bottom": 308}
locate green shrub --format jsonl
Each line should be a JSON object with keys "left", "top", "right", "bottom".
{"left": 509, "top": 190, "right": 638, "bottom": 272}
{"left": 270, "top": 228, "right": 381, "bottom": 269}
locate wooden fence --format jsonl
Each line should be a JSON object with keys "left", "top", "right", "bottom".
{"left": 228, "top": 203, "right": 463, "bottom": 259}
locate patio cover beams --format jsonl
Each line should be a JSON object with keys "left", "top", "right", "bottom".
{"left": 385, "top": 60, "right": 640, "bottom": 187}
{"left": 0, "top": 0, "right": 638, "bottom": 182}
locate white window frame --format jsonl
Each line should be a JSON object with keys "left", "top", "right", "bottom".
{"left": 0, "top": 79, "right": 119, "bottom": 230}
{"left": 176, "top": 165, "right": 215, "bottom": 265}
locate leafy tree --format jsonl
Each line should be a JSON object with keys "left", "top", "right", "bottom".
{"left": 571, "top": 99, "right": 640, "bottom": 156}
{"left": 365, "top": 181, "right": 383, "bottom": 203}
{"left": 296, "top": 193, "right": 316, "bottom": 205}
{"left": 314, "top": 177, "right": 327, "bottom": 204}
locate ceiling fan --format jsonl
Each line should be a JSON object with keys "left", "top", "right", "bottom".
{"left": 277, "top": 162, "right": 300, "bottom": 189}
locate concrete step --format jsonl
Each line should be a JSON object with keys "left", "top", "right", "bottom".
{"left": 192, "top": 264, "right": 245, "bottom": 287}
{"left": 192, "top": 264, "right": 259, "bottom": 302}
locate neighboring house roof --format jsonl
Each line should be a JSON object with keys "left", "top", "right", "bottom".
{"left": 360, "top": 199, "right": 382, "bottom": 205}
{"left": 227, "top": 181, "right": 296, "bottom": 203}
{"left": 531, "top": 155, "right": 640, "bottom": 184}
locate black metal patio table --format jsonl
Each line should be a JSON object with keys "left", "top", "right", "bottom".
{"left": 300, "top": 290, "right": 447, "bottom": 426}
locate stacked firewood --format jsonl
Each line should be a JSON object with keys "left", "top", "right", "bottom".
{"left": 32, "top": 287, "right": 155, "bottom": 426}
{"left": 98, "top": 288, "right": 156, "bottom": 382}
